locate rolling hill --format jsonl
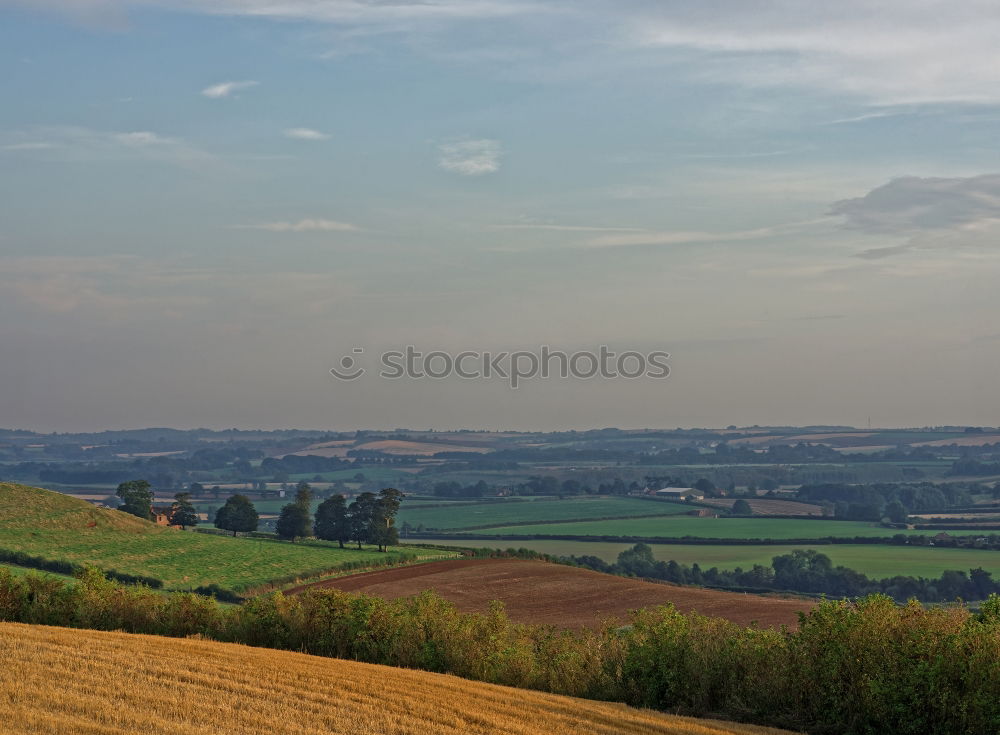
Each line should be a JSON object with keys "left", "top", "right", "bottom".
{"left": 1, "top": 623, "right": 797, "bottom": 735}
{"left": 0, "top": 483, "right": 451, "bottom": 592}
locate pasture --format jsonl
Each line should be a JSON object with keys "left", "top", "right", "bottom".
{"left": 0, "top": 623, "right": 793, "bottom": 735}
{"left": 0, "top": 483, "right": 451, "bottom": 593}
{"left": 397, "top": 496, "right": 690, "bottom": 530}
{"left": 471, "top": 515, "right": 988, "bottom": 539}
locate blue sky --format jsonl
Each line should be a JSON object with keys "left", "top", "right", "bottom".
{"left": 2, "top": 1, "right": 999, "bottom": 431}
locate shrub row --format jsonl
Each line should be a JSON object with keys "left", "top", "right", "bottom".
{"left": 410, "top": 532, "right": 914, "bottom": 545}
{"left": 0, "top": 567, "right": 997, "bottom": 734}
{"left": 0, "top": 547, "right": 163, "bottom": 588}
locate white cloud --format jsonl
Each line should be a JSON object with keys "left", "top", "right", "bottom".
{"left": 438, "top": 139, "right": 501, "bottom": 176}
{"left": 201, "top": 80, "right": 258, "bottom": 98}
{"left": 235, "top": 218, "right": 359, "bottom": 232}
{"left": 1, "top": 142, "right": 56, "bottom": 151}
{"left": 283, "top": 128, "right": 331, "bottom": 141}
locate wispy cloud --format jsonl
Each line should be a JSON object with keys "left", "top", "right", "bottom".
{"left": 492, "top": 223, "right": 644, "bottom": 232}
{"left": 201, "top": 80, "right": 258, "bottom": 98}
{"left": 114, "top": 131, "right": 173, "bottom": 146}
{"left": 234, "top": 218, "right": 359, "bottom": 232}
{"left": 438, "top": 139, "right": 501, "bottom": 176}
{"left": 585, "top": 220, "right": 823, "bottom": 248}
{"left": 630, "top": 1, "right": 1000, "bottom": 104}
{"left": 283, "top": 128, "right": 331, "bottom": 141}
{"left": 1, "top": 142, "right": 56, "bottom": 151}
{"left": 0, "top": 126, "right": 216, "bottom": 169}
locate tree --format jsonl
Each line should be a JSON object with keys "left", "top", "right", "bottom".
{"left": 693, "top": 478, "right": 716, "bottom": 496}
{"left": 732, "top": 498, "right": 753, "bottom": 516}
{"left": 276, "top": 481, "right": 314, "bottom": 541}
{"left": 371, "top": 488, "right": 404, "bottom": 551}
{"left": 116, "top": 479, "right": 153, "bottom": 520}
{"left": 294, "top": 481, "right": 313, "bottom": 507}
{"left": 276, "top": 503, "right": 311, "bottom": 540}
{"left": 169, "top": 491, "right": 199, "bottom": 530}
{"left": 214, "top": 494, "right": 258, "bottom": 536}
{"left": 314, "top": 494, "right": 350, "bottom": 547}
{"left": 884, "top": 499, "right": 909, "bottom": 524}
{"left": 348, "top": 492, "right": 377, "bottom": 549}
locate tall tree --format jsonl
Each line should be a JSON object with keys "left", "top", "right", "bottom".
{"left": 276, "top": 481, "right": 313, "bottom": 541}
{"left": 294, "top": 481, "right": 313, "bottom": 508}
{"left": 348, "top": 491, "right": 377, "bottom": 549}
{"left": 214, "top": 494, "right": 258, "bottom": 536}
{"left": 276, "top": 503, "right": 311, "bottom": 540}
{"left": 115, "top": 479, "right": 153, "bottom": 520}
{"left": 314, "top": 494, "right": 350, "bottom": 548}
{"left": 370, "top": 488, "right": 404, "bottom": 552}
{"left": 169, "top": 491, "right": 199, "bottom": 530}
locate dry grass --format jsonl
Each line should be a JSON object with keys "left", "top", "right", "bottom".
{"left": 0, "top": 622, "right": 796, "bottom": 735}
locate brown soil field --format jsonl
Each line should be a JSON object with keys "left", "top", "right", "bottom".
{"left": 0, "top": 623, "right": 797, "bottom": 735}
{"left": 289, "top": 559, "right": 814, "bottom": 629}
{"left": 699, "top": 499, "right": 824, "bottom": 516}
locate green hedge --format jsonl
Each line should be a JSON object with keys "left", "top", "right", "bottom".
{"left": 0, "top": 547, "right": 163, "bottom": 588}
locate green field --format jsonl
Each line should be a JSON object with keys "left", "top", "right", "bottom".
{"left": 417, "top": 539, "right": 1000, "bottom": 577}
{"left": 0, "top": 483, "right": 452, "bottom": 593}
{"left": 396, "top": 496, "right": 690, "bottom": 530}
{"left": 470, "top": 515, "right": 990, "bottom": 539}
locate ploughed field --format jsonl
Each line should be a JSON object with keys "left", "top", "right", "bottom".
{"left": 0, "top": 622, "right": 797, "bottom": 735}
{"left": 289, "top": 558, "right": 814, "bottom": 628}
{"left": 0, "top": 483, "right": 450, "bottom": 592}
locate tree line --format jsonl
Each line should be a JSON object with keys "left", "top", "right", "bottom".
{"left": 567, "top": 544, "right": 1000, "bottom": 602}
{"left": 114, "top": 478, "right": 404, "bottom": 551}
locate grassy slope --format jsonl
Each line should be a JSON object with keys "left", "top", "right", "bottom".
{"left": 417, "top": 539, "right": 1000, "bottom": 577}
{"left": 0, "top": 623, "right": 796, "bottom": 735}
{"left": 397, "top": 496, "right": 691, "bottom": 530}
{"left": 0, "top": 483, "right": 449, "bottom": 592}
{"left": 472, "top": 516, "right": 987, "bottom": 539}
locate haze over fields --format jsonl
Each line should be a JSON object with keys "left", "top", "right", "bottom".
{"left": 2, "top": 1, "right": 1000, "bottom": 431}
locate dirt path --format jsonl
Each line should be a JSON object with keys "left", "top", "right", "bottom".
{"left": 286, "top": 558, "right": 814, "bottom": 628}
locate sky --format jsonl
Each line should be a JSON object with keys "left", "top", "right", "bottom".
{"left": 1, "top": 0, "right": 999, "bottom": 432}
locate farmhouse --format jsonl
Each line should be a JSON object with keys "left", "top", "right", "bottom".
{"left": 150, "top": 506, "right": 173, "bottom": 526}
{"left": 654, "top": 487, "right": 704, "bottom": 501}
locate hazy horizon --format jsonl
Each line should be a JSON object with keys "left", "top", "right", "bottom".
{"left": 3, "top": 1, "right": 999, "bottom": 432}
